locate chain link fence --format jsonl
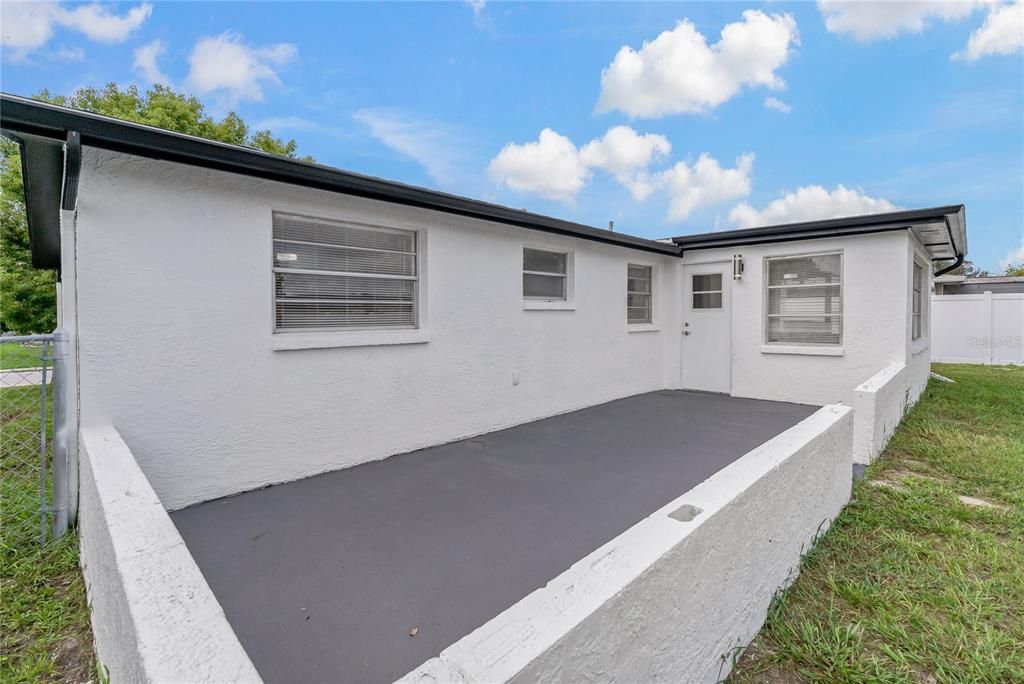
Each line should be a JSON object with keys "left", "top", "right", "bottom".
{"left": 1, "top": 335, "right": 60, "bottom": 547}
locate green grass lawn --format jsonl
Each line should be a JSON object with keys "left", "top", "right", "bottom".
{"left": 730, "top": 363, "right": 1024, "bottom": 683}
{"left": 0, "top": 386, "right": 94, "bottom": 682}
{"left": 0, "top": 343, "right": 48, "bottom": 371}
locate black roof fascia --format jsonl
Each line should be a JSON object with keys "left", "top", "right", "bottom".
{"left": 670, "top": 205, "right": 965, "bottom": 252}
{"left": 0, "top": 94, "right": 679, "bottom": 257}
{"left": 671, "top": 205, "right": 967, "bottom": 276}
{"left": 6, "top": 132, "right": 64, "bottom": 269}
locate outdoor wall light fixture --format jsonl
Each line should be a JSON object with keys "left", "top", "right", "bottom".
{"left": 733, "top": 254, "right": 744, "bottom": 280}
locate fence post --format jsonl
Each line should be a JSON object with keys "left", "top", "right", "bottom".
{"left": 983, "top": 291, "right": 994, "bottom": 365}
{"left": 51, "top": 328, "right": 73, "bottom": 539}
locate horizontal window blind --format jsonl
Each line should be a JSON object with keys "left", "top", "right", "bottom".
{"left": 627, "top": 264, "right": 652, "bottom": 323}
{"left": 273, "top": 213, "right": 417, "bottom": 331}
{"left": 765, "top": 253, "right": 842, "bottom": 345}
{"left": 523, "top": 247, "right": 568, "bottom": 300}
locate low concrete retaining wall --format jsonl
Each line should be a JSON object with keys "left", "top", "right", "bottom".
{"left": 400, "top": 404, "right": 853, "bottom": 684}
{"left": 79, "top": 425, "right": 261, "bottom": 683}
{"left": 852, "top": 362, "right": 908, "bottom": 466}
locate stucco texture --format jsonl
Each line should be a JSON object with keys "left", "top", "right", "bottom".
{"left": 73, "top": 148, "right": 680, "bottom": 510}
{"left": 681, "top": 232, "right": 914, "bottom": 407}
{"left": 71, "top": 146, "right": 928, "bottom": 510}
{"left": 402, "top": 405, "right": 853, "bottom": 683}
{"left": 78, "top": 426, "right": 260, "bottom": 683}
{"left": 171, "top": 390, "right": 814, "bottom": 684}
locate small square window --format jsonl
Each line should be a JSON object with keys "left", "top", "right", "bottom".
{"left": 692, "top": 273, "right": 722, "bottom": 309}
{"left": 523, "top": 247, "right": 568, "bottom": 300}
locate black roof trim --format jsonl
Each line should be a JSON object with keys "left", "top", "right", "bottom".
{"left": 671, "top": 205, "right": 965, "bottom": 252}
{"left": 8, "top": 132, "right": 64, "bottom": 269}
{"left": 0, "top": 93, "right": 679, "bottom": 256}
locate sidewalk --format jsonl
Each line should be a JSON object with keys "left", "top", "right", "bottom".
{"left": 0, "top": 368, "right": 51, "bottom": 388}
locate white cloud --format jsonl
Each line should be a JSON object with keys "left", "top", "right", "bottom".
{"left": 728, "top": 184, "right": 898, "bottom": 228}
{"left": 2, "top": 2, "right": 151, "bottom": 59}
{"left": 956, "top": 1, "right": 1024, "bottom": 60}
{"left": 2, "top": 3, "right": 58, "bottom": 58}
{"left": 660, "top": 153, "right": 755, "bottom": 221}
{"left": 818, "top": 0, "right": 986, "bottom": 41}
{"left": 355, "top": 108, "right": 470, "bottom": 187}
{"left": 185, "top": 33, "right": 296, "bottom": 105}
{"left": 488, "top": 127, "right": 749, "bottom": 216}
{"left": 488, "top": 129, "right": 591, "bottom": 202}
{"left": 54, "top": 46, "right": 85, "bottom": 61}
{"left": 133, "top": 39, "right": 170, "bottom": 85}
{"left": 596, "top": 10, "right": 798, "bottom": 118}
{"left": 466, "top": 0, "right": 491, "bottom": 29}
{"left": 764, "top": 96, "right": 792, "bottom": 113}
{"left": 60, "top": 2, "right": 152, "bottom": 42}
{"left": 579, "top": 126, "right": 671, "bottom": 200}
{"left": 1000, "top": 240, "right": 1024, "bottom": 270}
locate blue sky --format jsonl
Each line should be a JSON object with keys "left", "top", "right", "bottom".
{"left": 2, "top": 1, "right": 1022, "bottom": 271}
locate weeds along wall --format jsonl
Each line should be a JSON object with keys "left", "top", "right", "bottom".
{"left": 71, "top": 148, "right": 682, "bottom": 510}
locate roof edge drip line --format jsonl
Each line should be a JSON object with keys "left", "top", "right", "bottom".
{"left": 0, "top": 93, "right": 679, "bottom": 257}
{"left": 62, "top": 131, "right": 81, "bottom": 212}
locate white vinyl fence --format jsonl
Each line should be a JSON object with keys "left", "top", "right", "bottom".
{"left": 931, "top": 292, "right": 1024, "bottom": 365}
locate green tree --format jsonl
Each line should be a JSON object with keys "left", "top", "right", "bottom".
{"left": 0, "top": 140, "right": 58, "bottom": 333}
{"left": 1005, "top": 262, "right": 1024, "bottom": 277}
{"left": 1, "top": 84, "right": 311, "bottom": 333}
{"left": 949, "top": 259, "right": 989, "bottom": 278}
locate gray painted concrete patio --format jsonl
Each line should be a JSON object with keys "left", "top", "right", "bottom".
{"left": 172, "top": 390, "right": 817, "bottom": 684}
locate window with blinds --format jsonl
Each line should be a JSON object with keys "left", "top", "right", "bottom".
{"left": 272, "top": 212, "right": 418, "bottom": 331}
{"left": 765, "top": 253, "right": 842, "bottom": 346}
{"left": 523, "top": 247, "right": 568, "bottom": 300}
{"left": 627, "top": 264, "right": 653, "bottom": 324}
{"left": 912, "top": 261, "right": 924, "bottom": 340}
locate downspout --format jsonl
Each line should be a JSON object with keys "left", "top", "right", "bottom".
{"left": 53, "top": 131, "right": 82, "bottom": 532}
{"left": 933, "top": 253, "right": 963, "bottom": 278}
{"left": 61, "top": 131, "right": 81, "bottom": 211}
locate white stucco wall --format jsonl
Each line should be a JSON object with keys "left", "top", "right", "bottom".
{"left": 852, "top": 362, "right": 907, "bottom": 465}
{"left": 73, "top": 148, "right": 681, "bottom": 509}
{"left": 905, "top": 233, "right": 933, "bottom": 403}
{"left": 400, "top": 404, "right": 853, "bottom": 684}
{"left": 680, "top": 232, "right": 913, "bottom": 407}
{"left": 78, "top": 425, "right": 261, "bottom": 683}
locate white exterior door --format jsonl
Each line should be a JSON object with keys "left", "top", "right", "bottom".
{"left": 681, "top": 264, "right": 732, "bottom": 393}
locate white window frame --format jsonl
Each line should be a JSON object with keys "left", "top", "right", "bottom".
{"left": 522, "top": 245, "right": 575, "bottom": 310}
{"left": 762, "top": 250, "right": 844, "bottom": 353}
{"left": 627, "top": 263, "right": 654, "bottom": 326}
{"left": 912, "top": 258, "right": 927, "bottom": 343}
{"left": 270, "top": 210, "right": 430, "bottom": 350}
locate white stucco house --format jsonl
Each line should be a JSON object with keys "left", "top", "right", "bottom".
{"left": 2, "top": 94, "right": 968, "bottom": 683}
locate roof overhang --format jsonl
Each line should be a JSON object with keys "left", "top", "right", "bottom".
{"left": 3, "top": 132, "right": 62, "bottom": 269}
{"left": 2, "top": 93, "right": 970, "bottom": 275}
{"left": 671, "top": 205, "right": 967, "bottom": 276}
{"left": 0, "top": 93, "right": 679, "bottom": 263}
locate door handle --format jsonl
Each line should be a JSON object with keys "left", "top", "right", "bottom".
{"left": 683, "top": 330, "right": 690, "bottom": 336}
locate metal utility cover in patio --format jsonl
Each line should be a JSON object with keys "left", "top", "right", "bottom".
{"left": 172, "top": 390, "right": 816, "bottom": 684}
